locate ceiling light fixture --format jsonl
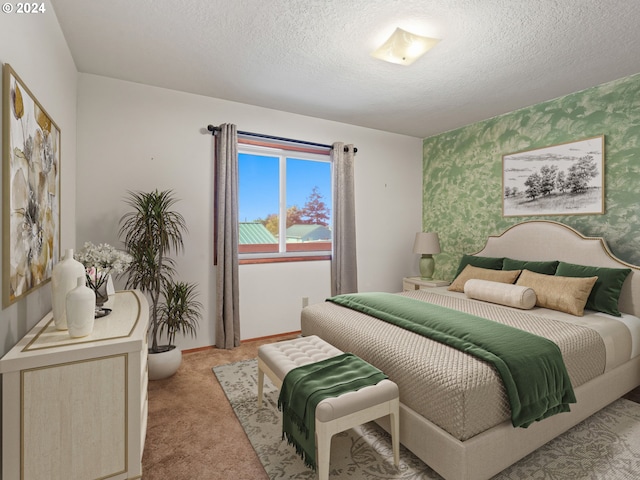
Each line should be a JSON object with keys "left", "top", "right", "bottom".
{"left": 371, "top": 27, "right": 440, "bottom": 66}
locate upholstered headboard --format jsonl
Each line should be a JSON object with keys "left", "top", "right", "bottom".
{"left": 475, "top": 221, "right": 640, "bottom": 317}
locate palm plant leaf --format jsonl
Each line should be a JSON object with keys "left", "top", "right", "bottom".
{"left": 158, "top": 281, "right": 202, "bottom": 347}
{"left": 119, "top": 189, "right": 193, "bottom": 352}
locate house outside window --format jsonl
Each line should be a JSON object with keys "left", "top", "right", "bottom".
{"left": 238, "top": 143, "right": 332, "bottom": 263}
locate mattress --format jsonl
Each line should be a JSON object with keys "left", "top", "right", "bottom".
{"left": 301, "top": 288, "right": 633, "bottom": 441}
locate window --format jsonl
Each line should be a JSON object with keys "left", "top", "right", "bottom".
{"left": 238, "top": 143, "right": 332, "bottom": 263}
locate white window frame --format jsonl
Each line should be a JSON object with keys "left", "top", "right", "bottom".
{"left": 238, "top": 143, "right": 333, "bottom": 262}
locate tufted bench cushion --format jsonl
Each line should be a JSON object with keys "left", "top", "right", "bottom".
{"left": 258, "top": 335, "right": 343, "bottom": 388}
{"left": 257, "top": 335, "right": 399, "bottom": 480}
{"left": 314, "top": 378, "right": 398, "bottom": 422}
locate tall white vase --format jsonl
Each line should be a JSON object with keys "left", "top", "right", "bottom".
{"left": 66, "top": 277, "right": 96, "bottom": 338}
{"left": 51, "top": 249, "right": 86, "bottom": 330}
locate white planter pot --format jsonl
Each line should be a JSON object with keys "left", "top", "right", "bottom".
{"left": 147, "top": 346, "right": 182, "bottom": 380}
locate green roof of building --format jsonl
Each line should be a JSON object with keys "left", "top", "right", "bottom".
{"left": 239, "top": 222, "right": 277, "bottom": 244}
{"left": 286, "top": 224, "right": 332, "bottom": 241}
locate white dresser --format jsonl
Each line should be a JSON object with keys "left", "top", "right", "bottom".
{"left": 0, "top": 290, "right": 149, "bottom": 480}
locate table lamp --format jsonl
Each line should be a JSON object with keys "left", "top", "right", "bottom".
{"left": 413, "top": 232, "right": 441, "bottom": 280}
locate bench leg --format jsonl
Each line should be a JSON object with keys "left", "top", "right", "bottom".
{"left": 389, "top": 398, "right": 400, "bottom": 466}
{"left": 256, "top": 358, "right": 283, "bottom": 408}
{"left": 315, "top": 419, "right": 333, "bottom": 480}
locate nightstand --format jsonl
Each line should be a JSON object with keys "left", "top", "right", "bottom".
{"left": 403, "top": 276, "right": 450, "bottom": 291}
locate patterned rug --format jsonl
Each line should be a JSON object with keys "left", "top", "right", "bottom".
{"left": 213, "top": 359, "right": 640, "bottom": 479}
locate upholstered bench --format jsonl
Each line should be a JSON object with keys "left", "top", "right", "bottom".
{"left": 257, "top": 335, "right": 400, "bottom": 480}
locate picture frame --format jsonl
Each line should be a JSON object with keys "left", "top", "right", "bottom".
{"left": 2, "top": 64, "right": 61, "bottom": 307}
{"left": 502, "top": 135, "right": 604, "bottom": 217}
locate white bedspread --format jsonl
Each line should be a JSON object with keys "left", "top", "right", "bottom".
{"left": 301, "top": 288, "right": 621, "bottom": 440}
{"left": 434, "top": 286, "right": 637, "bottom": 371}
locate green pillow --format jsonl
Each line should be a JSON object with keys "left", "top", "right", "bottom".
{"left": 503, "top": 258, "right": 559, "bottom": 275}
{"left": 454, "top": 254, "right": 504, "bottom": 279}
{"left": 555, "top": 261, "right": 631, "bottom": 317}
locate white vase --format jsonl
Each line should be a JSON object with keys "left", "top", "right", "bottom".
{"left": 51, "top": 249, "right": 86, "bottom": 330}
{"left": 66, "top": 276, "right": 96, "bottom": 338}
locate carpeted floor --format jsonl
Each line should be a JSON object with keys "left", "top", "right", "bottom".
{"left": 141, "top": 334, "right": 298, "bottom": 480}
{"left": 215, "top": 358, "right": 640, "bottom": 480}
{"left": 143, "top": 335, "right": 640, "bottom": 479}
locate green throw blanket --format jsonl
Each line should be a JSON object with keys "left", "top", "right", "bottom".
{"left": 328, "top": 292, "right": 576, "bottom": 428}
{"left": 277, "top": 353, "right": 388, "bottom": 470}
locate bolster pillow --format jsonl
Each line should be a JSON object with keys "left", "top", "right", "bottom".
{"left": 464, "top": 279, "right": 537, "bottom": 310}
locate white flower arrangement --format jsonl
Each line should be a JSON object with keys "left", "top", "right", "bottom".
{"left": 75, "top": 242, "right": 133, "bottom": 298}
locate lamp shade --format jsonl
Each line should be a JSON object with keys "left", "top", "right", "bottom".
{"left": 371, "top": 28, "right": 440, "bottom": 66}
{"left": 413, "top": 232, "right": 441, "bottom": 255}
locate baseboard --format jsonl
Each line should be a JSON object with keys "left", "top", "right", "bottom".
{"left": 182, "top": 331, "right": 301, "bottom": 354}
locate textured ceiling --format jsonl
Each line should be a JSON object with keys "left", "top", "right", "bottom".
{"left": 52, "top": 0, "right": 640, "bottom": 138}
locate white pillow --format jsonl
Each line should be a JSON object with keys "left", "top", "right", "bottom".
{"left": 464, "top": 279, "right": 537, "bottom": 310}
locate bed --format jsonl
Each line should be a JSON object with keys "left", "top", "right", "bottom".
{"left": 300, "top": 220, "right": 640, "bottom": 480}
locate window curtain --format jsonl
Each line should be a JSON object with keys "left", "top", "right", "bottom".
{"left": 215, "top": 124, "right": 241, "bottom": 349}
{"left": 331, "top": 142, "right": 358, "bottom": 295}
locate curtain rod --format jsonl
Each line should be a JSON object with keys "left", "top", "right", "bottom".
{"left": 207, "top": 125, "right": 357, "bottom": 153}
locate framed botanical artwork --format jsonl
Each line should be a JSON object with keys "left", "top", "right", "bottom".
{"left": 2, "top": 64, "right": 61, "bottom": 307}
{"left": 502, "top": 135, "right": 604, "bottom": 217}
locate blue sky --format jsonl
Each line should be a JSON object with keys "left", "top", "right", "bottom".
{"left": 238, "top": 153, "right": 331, "bottom": 223}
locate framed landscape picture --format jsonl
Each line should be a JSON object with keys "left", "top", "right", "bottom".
{"left": 502, "top": 135, "right": 604, "bottom": 217}
{"left": 2, "top": 64, "right": 61, "bottom": 307}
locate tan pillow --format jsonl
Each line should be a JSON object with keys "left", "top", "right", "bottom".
{"left": 464, "top": 279, "right": 537, "bottom": 310}
{"left": 448, "top": 265, "right": 521, "bottom": 293}
{"left": 516, "top": 269, "right": 598, "bottom": 316}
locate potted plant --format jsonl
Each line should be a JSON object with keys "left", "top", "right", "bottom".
{"left": 118, "top": 189, "right": 200, "bottom": 380}
{"left": 159, "top": 281, "right": 202, "bottom": 346}
{"left": 151, "top": 280, "right": 202, "bottom": 379}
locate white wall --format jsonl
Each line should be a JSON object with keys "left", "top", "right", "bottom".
{"left": 76, "top": 74, "right": 422, "bottom": 349}
{"left": 0, "top": 3, "right": 77, "bottom": 357}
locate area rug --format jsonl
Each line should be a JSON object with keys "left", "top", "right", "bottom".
{"left": 213, "top": 359, "right": 640, "bottom": 479}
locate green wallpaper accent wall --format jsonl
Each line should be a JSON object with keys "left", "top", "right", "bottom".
{"left": 423, "top": 73, "right": 640, "bottom": 281}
